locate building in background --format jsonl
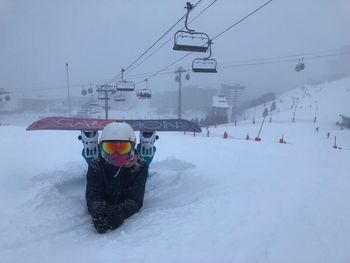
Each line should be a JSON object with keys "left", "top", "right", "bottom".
{"left": 151, "top": 85, "right": 217, "bottom": 115}
{"left": 219, "top": 83, "right": 245, "bottom": 120}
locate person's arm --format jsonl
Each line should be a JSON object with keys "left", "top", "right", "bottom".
{"left": 85, "top": 162, "right": 106, "bottom": 215}
{"left": 86, "top": 161, "right": 111, "bottom": 233}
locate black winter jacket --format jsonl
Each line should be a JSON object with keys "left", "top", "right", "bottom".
{"left": 86, "top": 156, "right": 148, "bottom": 228}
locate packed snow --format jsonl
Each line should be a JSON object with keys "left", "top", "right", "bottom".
{"left": 0, "top": 78, "right": 350, "bottom": 263}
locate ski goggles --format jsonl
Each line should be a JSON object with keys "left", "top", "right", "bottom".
{"left": 101, "top": 141, "right": 132, "bottom": 155}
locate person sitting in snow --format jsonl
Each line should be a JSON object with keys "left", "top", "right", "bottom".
{"left": 85, "top": 122, "right": 148, "bottom": 234}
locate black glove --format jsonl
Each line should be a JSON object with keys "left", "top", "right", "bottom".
{"left": 92, "top": 214, "right": 110, "bottom": 234}
{"left": 90, "top": 200, "right": 110, "bottom": 234}
{"left": 105, "top": 204, "right": 125, "bottom": 230}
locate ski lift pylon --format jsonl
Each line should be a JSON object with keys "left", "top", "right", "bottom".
{"left": 173, "top": 2, "right": 210, "bottom": 53}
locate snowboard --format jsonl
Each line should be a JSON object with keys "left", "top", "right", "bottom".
{"left": 26, "top": 117, "right": 202, "bottom": 133}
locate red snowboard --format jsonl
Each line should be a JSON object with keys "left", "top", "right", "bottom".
{"left": 26, "top": 117, "right": 202, "bottom": 132}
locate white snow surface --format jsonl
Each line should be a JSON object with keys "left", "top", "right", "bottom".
{"left": 1, "top": 78, "right": 350, "bottom": 263}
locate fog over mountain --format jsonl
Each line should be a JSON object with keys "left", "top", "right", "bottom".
{"left": 1, "top": 0, "right": 350, "bottom": 100}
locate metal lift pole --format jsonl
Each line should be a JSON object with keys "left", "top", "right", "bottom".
{"left": 175, "top": 67, "right": 186, "bottom": 119}
{"left": 65, "top": 63, "right": 72, "bottom": 117}
{"left": 97, "top": 85, "right": 116, "bottom": 119}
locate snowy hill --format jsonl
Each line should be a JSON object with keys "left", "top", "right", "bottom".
{"left": 0, "top": 78, "right": 350, "bottom": 263}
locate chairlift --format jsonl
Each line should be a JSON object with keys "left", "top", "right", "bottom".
{"left": 116, "top": 68, "right": 135, "bottom": 91}
{"left": 295, "top": 58, "right": 305, "bottom": 72}
{"left": 114, "top": 96, "right": 126, "bottom": 102}
{"left": 114, "top": 92, "right": 126, "bottom": 102}
{"left": 87, "top": 87, "right": 93, "bottom": 94}
{"left": 299, "top": 58, "right": 305, "bottom": 71}
{"left": 116, "top": 81, "right": 135, "bottom": 91}
{"left": 137, "top": 79, "right": 152, "bottom": 99}
{"left": 98, "top": 95, "right": 110, "bottom": 100}
{"left": 173, "top": 2, "right": 210, "bottom": 53}
{"left": 192, "top": 40, "right": 217, "bottom": 73}
{"left": 81, "top": 88, "right": 87, "bottom": 96}
{"left": 137, "top": 89, "right": 152, "bottom": 99}
{"left": 192, "top": 59, "right": 217, "bottom": 73}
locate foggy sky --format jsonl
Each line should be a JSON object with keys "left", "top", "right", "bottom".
{"left": 1, "top": 0, "right": 350, "bottom": 99}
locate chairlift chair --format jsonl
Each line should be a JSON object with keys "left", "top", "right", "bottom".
{"left": 299, "top": 58, "right": 305, "bottom": 71}
{"left": 174, "top": 31, "right": 210, "bottom": 52}
{"left": 116, "top": 80, "right": 135, "bottom": 92}
{"left": 173, "top": 2, "right": 210, "bottom": 53}
{"left": 97, "top": 95, "right": 110, "bottom": 100}
{"left": 192, "top": 58, "right": 217, "bottom": 73}
{"left": 114, "top": 94, "right": 126, "bottom": 102}
{"left": 192, "top": 39, "right": 217, "bottom": 73}
{"left": 116, "top": 68, "right": 135, "bottom": 91}
{"left": 295, "top": 58, "right": 305, "bottom": 72}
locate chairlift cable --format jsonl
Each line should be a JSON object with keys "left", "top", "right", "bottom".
{"left": 134, "top": 0, "right": 273, "bottom": 83}
{"left": 220, "top": 47, "right": 350, "bottom": 66}
{"left": 123, "top": 0, "right": 204, "bottom": 73}
{"left": 212, "top": 0, "right": 273, "bottom": 41}
{"left": 218, "top": 50, "right": 350, "bottom": 69}
{"left": 126, "top": 0, "right": 218, "bottom": 75}
{"left": 132, "top": 50, "right": 350, "bottom": 83}
{"left": 8, "top": 49, "right": 350, "bottom": 95}
{"left": 103, "top": 0, "right": 203, "bottom": 86}
{"left": 135, "top": 51, "right": 194, "bottom": 85}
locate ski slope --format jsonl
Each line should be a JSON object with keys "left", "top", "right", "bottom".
{"left": 0, "top": 78, "right": 350, "bottom": 263}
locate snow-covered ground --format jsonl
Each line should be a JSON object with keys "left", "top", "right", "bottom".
{"left": 0, "top": 78, "right": 350, "bottom": 263}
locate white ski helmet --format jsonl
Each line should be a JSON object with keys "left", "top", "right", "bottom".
{"left": 99, "top": 122, "right": 136, "bottom": 144}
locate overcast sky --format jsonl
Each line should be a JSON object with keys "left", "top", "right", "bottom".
{"left": 1, "top": 0, "right": 350, "bottom": 99}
